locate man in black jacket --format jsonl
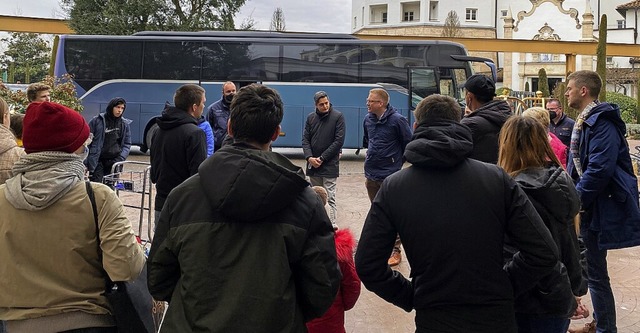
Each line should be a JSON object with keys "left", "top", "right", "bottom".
{"left": 150, "top": 84, "right": 207, "bottom": 223}
{"left": 148, "top": 84, "right": 341, "bottom": 333}
{"left": 302, "top": 91, "right": 345, "bottom": 229}
{"left": 355, "top": 94, "right": 558, "bottom": 333}
{"left": 460, "top": 74, "right": 511, "bottom": 163}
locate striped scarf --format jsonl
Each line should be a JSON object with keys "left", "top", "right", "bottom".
{"left": 569, "top": 101, "right": 599, "bottom": 177}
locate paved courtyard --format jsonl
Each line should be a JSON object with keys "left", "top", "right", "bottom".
{"left": 121, "top": 146, "right": 640, "bottom": 333}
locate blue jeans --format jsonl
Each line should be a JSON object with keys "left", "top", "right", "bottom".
{"left": 582, "top": 227, "right": 617, "bottom": 333}
{"left": 515, "top": 313, "right": 569, "bottom": 333}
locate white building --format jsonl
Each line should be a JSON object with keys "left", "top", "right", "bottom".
{"left": 351, "top": 0, "right": 639, "bottom": 96}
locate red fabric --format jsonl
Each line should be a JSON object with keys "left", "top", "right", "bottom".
{"left": 23, "top": 102, "right": 90, "bottom": 153}
{"left": 549, "top": 132, "right": 567, "bottom": 169}
{"left": 306, "top": 229, "right": 361, "bottom": 333}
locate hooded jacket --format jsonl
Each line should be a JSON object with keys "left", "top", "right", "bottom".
{"left": 148, "top": 142, "right": 341, "bottom": 333}
{"left": 0, "top": 179, "right": 144, "bottom": 329}
{"left": 150, "top": 106, "right": 207, "bottom": 211}
{"left": 306, "top": 229, "right": 361, "bottom": 333}
{"left": 206, "top": 97, "right": 231, "bottom": 151}
{"left": 197, "top": 116, "right": 214, "bottom": 156}
{"left": 507, "top": 165, "right": 585, "bottom": 317}
{"left": 356, "top": 120, "right": 558, "bottom": 332}
{"left": 567, "top": 102, "right": 640, "bottom": 250}
{"left": 363, "top": 104, "right": 412, "bottom": 181}
{"left": 85, "top": 98, "right": 132, "bottom": 174}
{"left": 461, "top": 99, "right": 512, "bottom": 163}
{"left": 302, "top": 106, "right": 345, "bottom": 178}
{"left": 0, "top": 125, "right": 24, "bottom": 184}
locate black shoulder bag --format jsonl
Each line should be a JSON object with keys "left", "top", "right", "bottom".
{"left": 86, "top": 181, "right": 156, "bottom": 333}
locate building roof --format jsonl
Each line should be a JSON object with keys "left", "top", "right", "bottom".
{"left": 617, "top": 0, "right": 640, "bottom": 10}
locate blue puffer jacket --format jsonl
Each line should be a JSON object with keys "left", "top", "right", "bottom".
{"left": 363, "top": 104, "right": 412, "bottom": 181}
{"left": 567, "top": 102, "right": 640, "bottom": 250}
{"left": 197, "top": 116, "right": 214, "bottom": 157}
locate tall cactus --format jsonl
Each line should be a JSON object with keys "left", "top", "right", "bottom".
{"left": 596, "top": 14, "right": 607, "bottom": 102}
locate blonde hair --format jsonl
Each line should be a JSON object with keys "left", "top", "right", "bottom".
{"left": 0, "top": 97, "right": 8, "bottom": 121}
{"left": 0, "top": 97, "right": 10, "bottom": 129}
{"left": 522, "top": 107, "right": 550, "bottom": 128}
{"left": 369, "top": 88, "right": 389, "bottom": 105}
{"left": 498, "top": 115, "right": 561, "bottom": 176}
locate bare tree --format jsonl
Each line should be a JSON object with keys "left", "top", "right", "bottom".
{"left": 441, "top": 10, "right": 461, "bottom": 38}
{"left": 270, "top": 7, "right": 286, "bottom": 32}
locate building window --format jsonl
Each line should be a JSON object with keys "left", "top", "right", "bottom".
{"left": 606, "top": 56, "right": 613, "bottom": 63}
{"left": 617, "top": 20, "right": 626, "bottom": 29}
{"left": 382, "top": 12, "right": 387, "bottom": 23}
{"left": 429, "top": 1, "right": 438, "bottom": 20}
{"left": 466, "top": 8, "right": 477, "bottom": 21}
{"left": 404, "top": 11, "right": 414, "bottom": 21}
{"left": 353, "top": 17, "right": 357, "bottom": 29}
{"left": 501, "top": 9, "right": 508, "bottom": 17}
{"left": 540, "top": 54, "right": 552, "bottom": 62}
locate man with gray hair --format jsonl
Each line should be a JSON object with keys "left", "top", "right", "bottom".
{"left": 302, "top": 91, "right": 345, "bottom": 229}
{"left": 356, "top": 94, "right": 558, "bottom": 332}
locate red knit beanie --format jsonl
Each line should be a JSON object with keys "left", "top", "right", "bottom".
{"left": 23, "top": 102, "right": 90, "bottom": 154}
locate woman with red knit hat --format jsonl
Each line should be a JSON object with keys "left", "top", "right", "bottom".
{"left": 0, "top": 102, "right": 145, "bottom": 333}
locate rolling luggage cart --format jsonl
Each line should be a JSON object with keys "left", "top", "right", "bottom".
{"left": 103, "top": 161, "right": 154, "bottom": 243}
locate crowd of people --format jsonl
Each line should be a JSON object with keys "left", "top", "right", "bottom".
{"left": 0, "top": 70, "right": 639, "bottom": 333}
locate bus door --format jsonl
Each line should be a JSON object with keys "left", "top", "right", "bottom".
{"left": 408, "top": 67, "right": 439, "bottom": 114}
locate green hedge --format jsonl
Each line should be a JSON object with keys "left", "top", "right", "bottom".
{"left": 607, "top": 91, "right": 637, "bottom": 124}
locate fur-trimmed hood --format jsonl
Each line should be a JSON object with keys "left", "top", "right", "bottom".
{"left": 335, "top": 229, "right": 356, "bottom": 262}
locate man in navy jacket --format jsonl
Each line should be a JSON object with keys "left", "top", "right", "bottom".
{"left": 566, "top": 70, "right": 640, "bottom": 333}
{"left": 363, "top": 88, "right": 412, "bottom": 266}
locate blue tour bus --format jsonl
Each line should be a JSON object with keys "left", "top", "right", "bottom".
{"left": 53, "top": 31, "right": 495, "bottom": 149}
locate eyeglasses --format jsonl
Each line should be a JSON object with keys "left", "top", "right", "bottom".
{"left": 366, "top": 99, "right": 382, "bottom": 104}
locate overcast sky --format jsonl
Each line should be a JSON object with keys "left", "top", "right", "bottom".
{"left": 0, "top": 0, "right": 352, "bottom": 33}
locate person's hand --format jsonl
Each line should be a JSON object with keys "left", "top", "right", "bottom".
{"left": 570, "top": 297, "right": 590, "bottom": 319}
{"left": 309, "top": 157, "right": 322, "bottom": 168}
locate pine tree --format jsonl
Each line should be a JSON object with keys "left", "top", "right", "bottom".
{"left": 0, "top": 33, "right": 50, "bottom": 84}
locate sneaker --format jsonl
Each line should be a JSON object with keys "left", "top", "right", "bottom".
{"left": 388, "top": 248, "right": 402, "bottom": 266}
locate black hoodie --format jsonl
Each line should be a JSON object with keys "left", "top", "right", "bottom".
{"left": 150, "top": 106, "right": 207, "bottom": 210}
{"left": 356, "top": 120, "right": 558, "bottom": 332}
{"left": 461, "top": 99, "right": 512, "bottom": 163}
